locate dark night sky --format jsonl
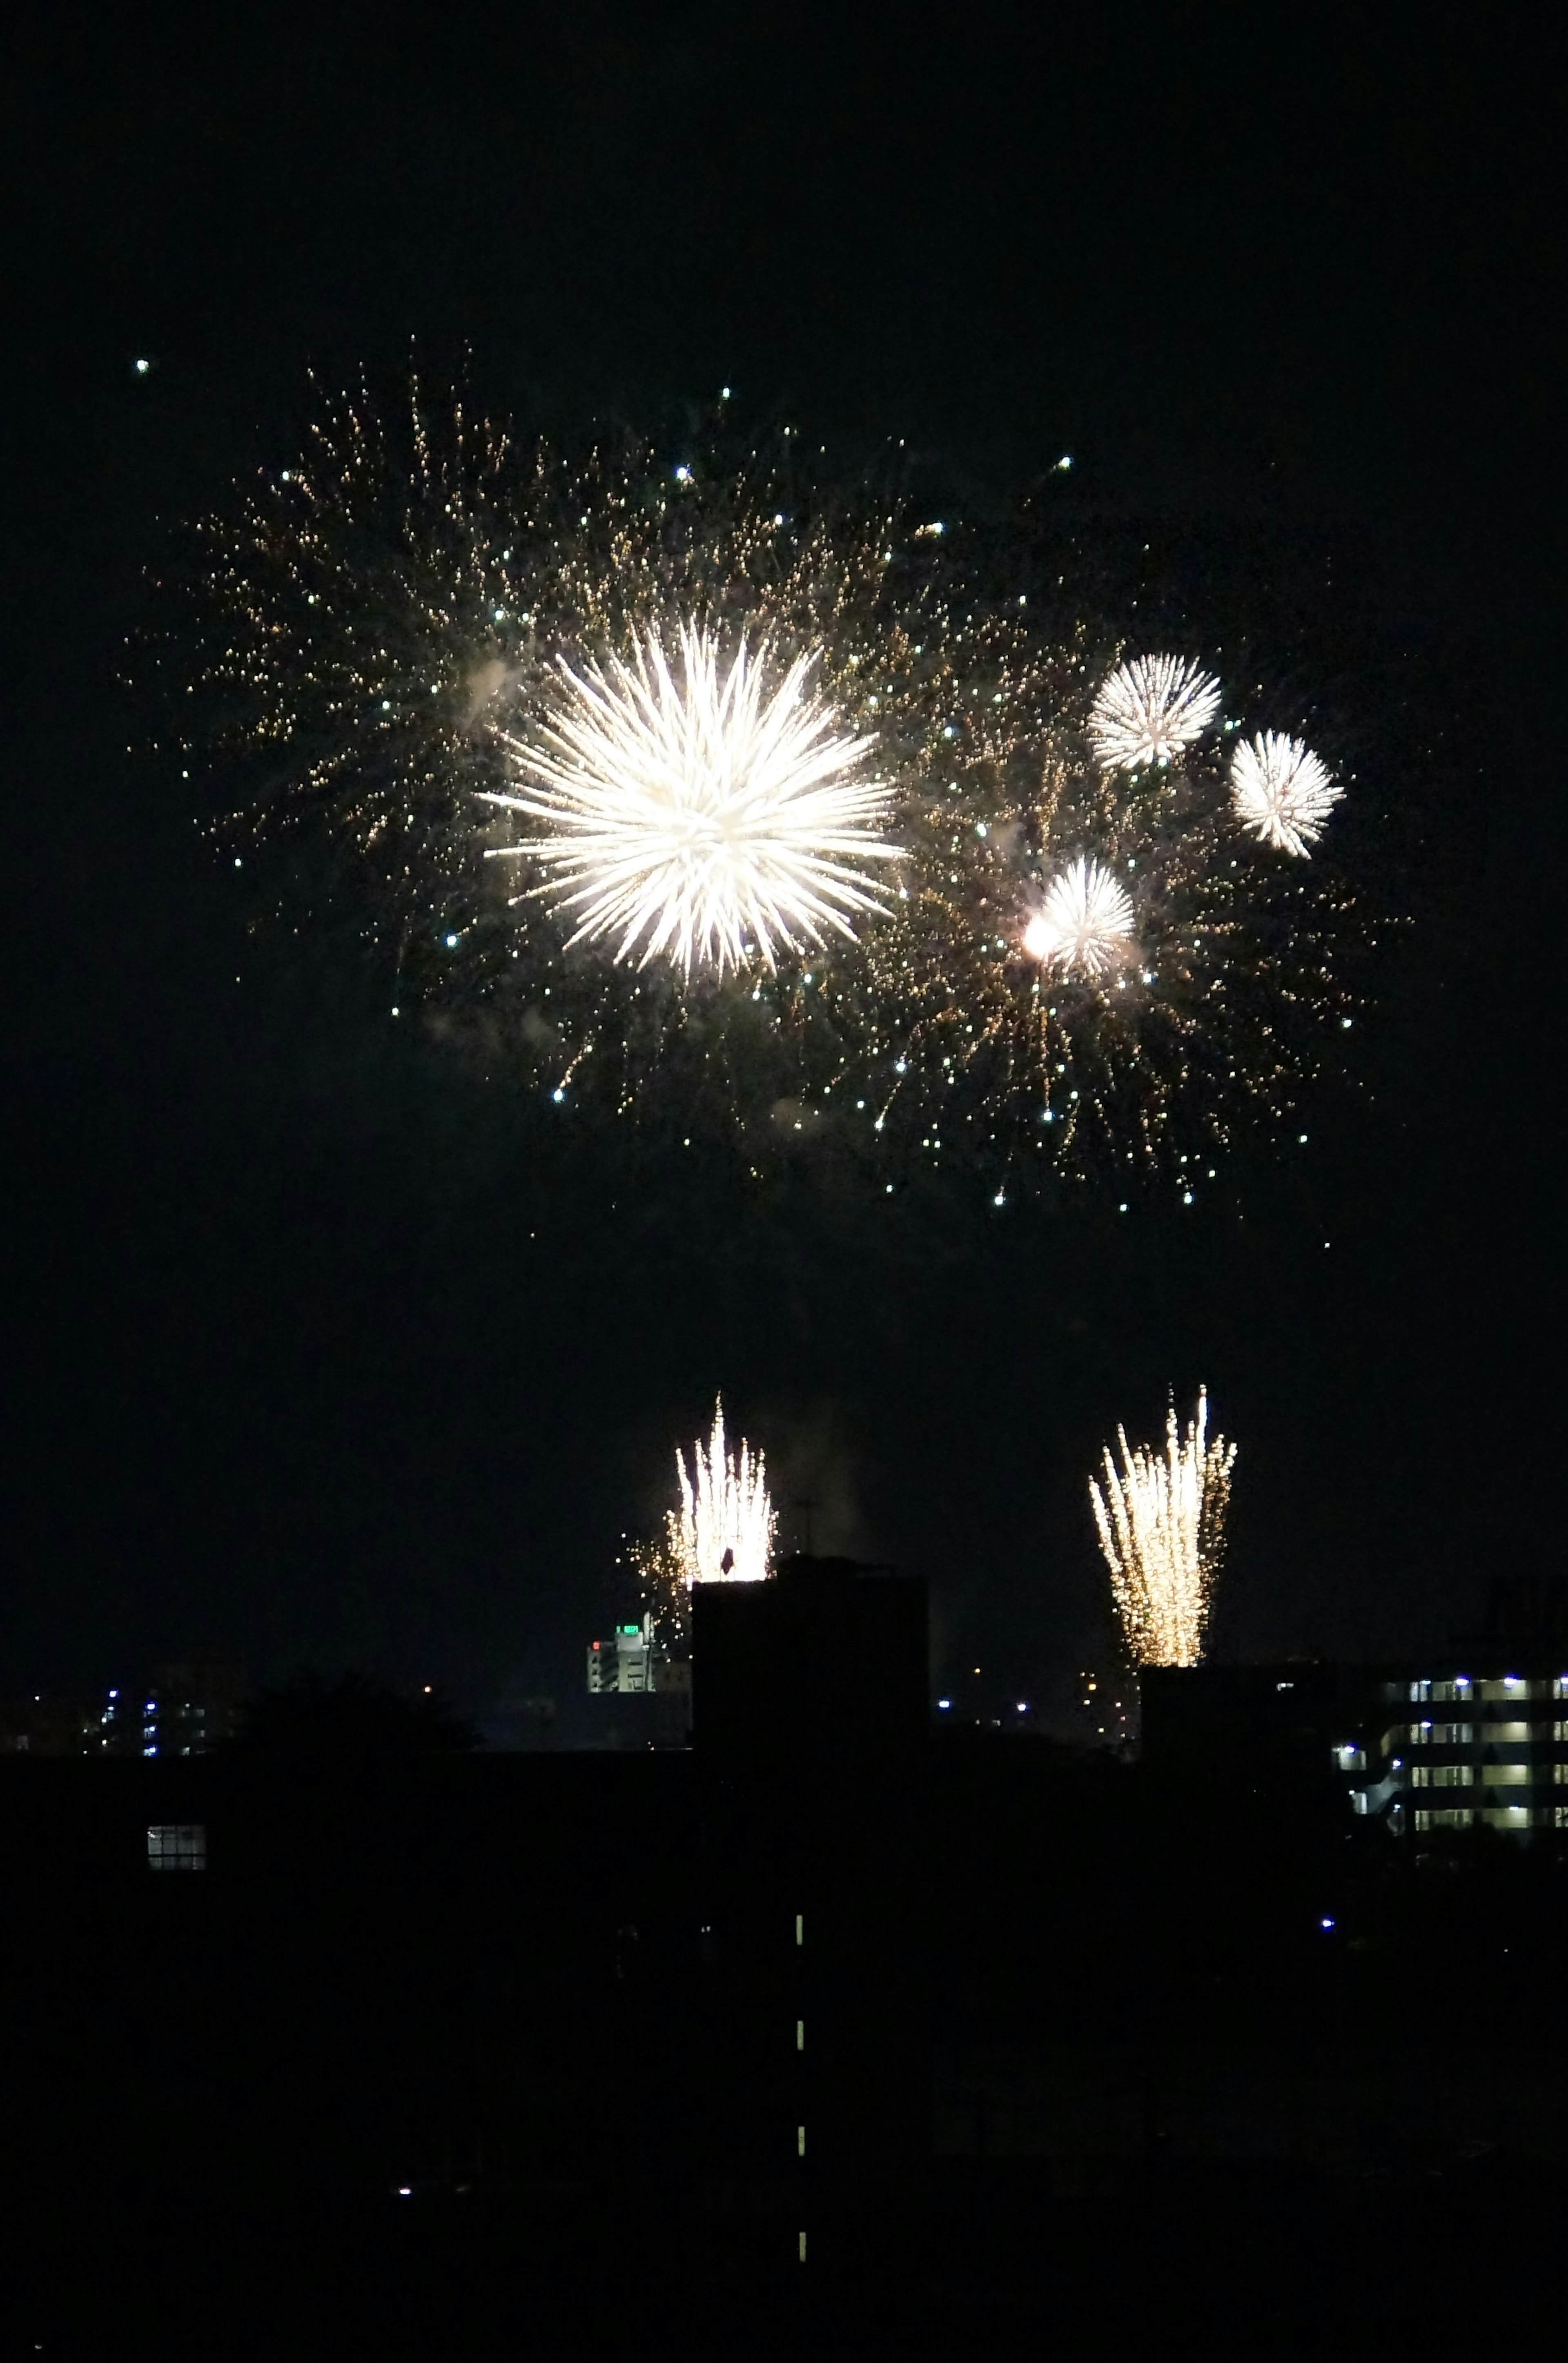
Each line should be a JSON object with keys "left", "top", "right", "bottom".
{"left": 2, "top": 4, "right": 1561, "bottom": 1730}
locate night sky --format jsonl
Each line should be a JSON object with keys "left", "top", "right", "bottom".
{"left": 3, "top": 4, "right": 1560, "bottom": 1732}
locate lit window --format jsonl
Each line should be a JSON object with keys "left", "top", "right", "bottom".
{"left": 1556, "top": 1806, "right": 1568, "bottom": 1828}
{"left": 1409, "top": 1680, "right": 1431, "bottom": 1704}
{"left": 147, "top": 1824, "right": 206, "bottom": 1872}
{"left": 1485, "top": 1764, "right": 1529, "bottom": 1786}
{"left": 795, "top": 1913, "right": 804, "bottom": 1947}
{"left": 796, "top": 2020, "right": 804, "bottom": 2052}
{"left": 797, "top": 2125, "right": 806, "bottom": 2157}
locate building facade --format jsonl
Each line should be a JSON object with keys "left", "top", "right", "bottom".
{"left": 1339, "top": 1665, "right": 1568, "bottom": 1838}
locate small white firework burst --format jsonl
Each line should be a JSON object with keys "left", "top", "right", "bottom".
{"left": 1087, "top": 654, "right": 1223, "bottom": 769}
{"left": 482, "top": 618, "right": 900, "bottom": 976}
{"left": 1022, "top": 856, "right": 1137, "bottom": 979}
{"left": 1229, "top": 730, "right": 1341, "bottom": 858}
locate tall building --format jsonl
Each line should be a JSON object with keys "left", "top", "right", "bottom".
{"left": 1141, "top": 1644, "right": 1568, "bottom": 1846}
{"left": 692, "top": 1554, "right": 929, "bottom": 2274}
{"left": 586, "top": 1618, "right": 692, "bottom": 1747}
{"left": 1339, "top": 1664, "right": 1568, "bottom": 1838}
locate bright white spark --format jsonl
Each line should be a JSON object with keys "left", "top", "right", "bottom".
{"left": 1088, "top": 655, "right": 1222, "bottom": 769}
{"left": 482, "top": 619, "right": 900, "bottom": 976}
{"left": 1089, "top": 1389, "right": 1237, "bottom": 1669}
{"left": 1229, "top": 730, "right": 1341, "bottom": 857}
{"left": 667, "top": 1397, "right": 776, "bottom": 1586}
{"left": 1022, "top": 857, "right": 1136, "bottom": 979}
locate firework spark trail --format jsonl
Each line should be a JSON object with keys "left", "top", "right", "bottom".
{"left": 1022, "top": 855, "right": 1138, "bottom": 979}
{"left": 1229, "top": 730, "right": 1342, "bottom": 858}
{"left": 667, "top": 1397, "right": 776, "bottom": 1586}
{"left": 1089, "top": 1389, "right": 1236, "bottom": 1667}
{"left": 481, "top": 620, "right": 900, "bottom": 976}
{"left": 1088, "top": 655, "right": 1222, "bottom": 770}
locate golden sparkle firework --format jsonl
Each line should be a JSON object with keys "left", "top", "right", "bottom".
{"left": 161, "top": 373, "right": 1365, "bottom": 1190}
{"left": 1089, "top": 1389, "right": 1236, "bottom": 1667}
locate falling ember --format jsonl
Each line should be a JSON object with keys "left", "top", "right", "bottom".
{"left": 1089, "top": 1389, "right": 1236, "bottom": 1667}
{"left": 666, "top": 1397, "right": 776, "bottom": 1586}
{"left": 1229, "top": 731, "right": 1342, "bottom": 858}
{"left": 1087, "top": 655, "right": 1222, "bottom": 770}
{"left": 1023, "top": 856, "right": 1137, "bottom": 979}
{"left": 483, "top": 620, "right": 900, "bottom": 976}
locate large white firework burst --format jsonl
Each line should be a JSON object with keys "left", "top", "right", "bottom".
{"left": 1229, "top": 730, "right": 1341, "bottom": 858}
{"left": 666, "top": 1398, "right": 776, "bottom": 1586}
{"left": 1087, "top": 654, "right": 1223, "bottom": 770}
{"left": 1089, "top": 1389, "right": 1237, "bottom": 1669}
{"left": 1022, "top": 856, "right": 1137, "bottom": 979}
{"left": 482, "top": 618, "right": 901, "bottom": 976}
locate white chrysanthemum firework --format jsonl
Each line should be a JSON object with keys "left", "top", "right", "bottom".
{"left": 1087, "top": 654, "right": 1223, "bottom": 769}
{"left": 667, "top": 1398, "right": 776, "bottom": 1586}
{"left": 1229, "top": 730, "right": 1341, "bottom": 858}
{"left": 1022, "top": 856, "right": 1137, "bottom": 979}
{"left": 482, "top": 618, "right": 900, "bottom": 976}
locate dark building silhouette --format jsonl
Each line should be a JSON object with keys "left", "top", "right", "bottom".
{"left": 0, "top": 1559, "right": 931, "bottom": 2309}
{"left": 12, "top": 1607, "right": 1568, "bottom": 2346}
{"left": 693, "top": 1555, "right": 929, "bottom": 2271}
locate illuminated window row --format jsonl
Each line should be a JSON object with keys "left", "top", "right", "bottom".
{"left": 1408, "top": 1676, "right": 1564, "bottom": 1704}
{"left": 1414, "top": 1806, "right": 1534, "bottom": 1831}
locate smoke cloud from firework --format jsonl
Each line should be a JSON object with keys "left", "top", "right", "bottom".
{"left": 1089, "top": 1389, "right": 1237, "bottom": 1667}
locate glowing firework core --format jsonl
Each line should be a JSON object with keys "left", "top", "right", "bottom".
{"left": 1229, "top": 731, "right": 1341, "bottom": 858}
{"left": 1089, "top": 1389, "right": 1236, "bottom": 1667}
{"left": 484, "top": 619, "right": 900, "bottom": 976}
{"left": 1023, "top": 857, "right": 1137, "bottom": 979}
{"left": 1088, "top": 655, "right": 1222, "bottom": 769}
{"left": 668, "top": 1398, "right": 776, "bottom": 1586}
